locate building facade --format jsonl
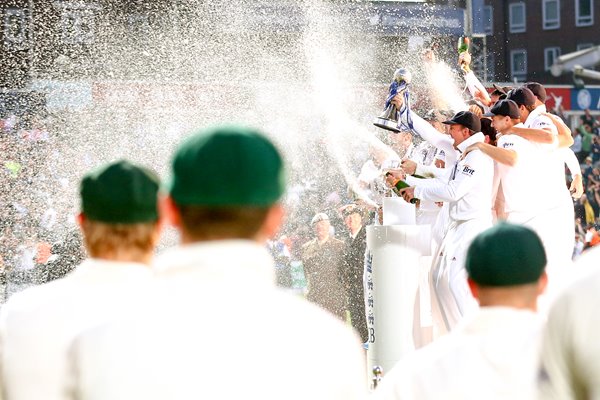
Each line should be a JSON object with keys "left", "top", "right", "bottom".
{"left": 484, "top": 0, "right": 600, "bottom": 84}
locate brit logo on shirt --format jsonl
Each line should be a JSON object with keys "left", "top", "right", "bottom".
{"left": 461, "top": 165, "right": 475, "bottom": 176}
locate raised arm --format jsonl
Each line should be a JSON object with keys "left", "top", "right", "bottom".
{"left": 464, "top": 141, "right": 518, "bottom": 167}
{"left": 400, "top": 110, "right": 457, "bottom": 167}
{"left": 511, "top": 125, "right": 557, "bottom": 145}
{"left": 545, "top": 112, "right": 574, "bottom": 148}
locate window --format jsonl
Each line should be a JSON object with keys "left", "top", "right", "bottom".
{"left": 509, "top": 3, "right": 526, "bottom": 33}
{"left": 55, "top": 2, "right": 100, "bottom": 44}
{"left": 510, "top": 49, "right": 527, "bottom": 80}
{"left": 576, "top": 0, "right": 593, "bottom": 26}
{"left": 543, "top": 0, "right": 560, "bottom": 30}
{"left": 544, "top": 47, "right": 561, "bottom": 71}
{"left": 3, "top": 8, "right": 28, "bottom": 47}
{"left": 483, "top": 6, "right": 493, "bottom": 35}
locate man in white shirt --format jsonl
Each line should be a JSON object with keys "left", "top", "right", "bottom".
{"left": 388, "top": 110, "right": 494, "bottom": 333}
{"left": 67, "top": 126, "right": 367, "bottom": 400}
{"left": 374, "top": 222, "right": 548, "bottom": 400}
{"left": 464, "top": 99, "right": 546, "bottom": 223}
{"left": 507, "top": 86, "right": 577, "bottom": 284}
{"left": 0, "top": 160, "right": 161, "bottom": 400}
{"left": 538, "top": 246, "right": 600, "bottom": 399}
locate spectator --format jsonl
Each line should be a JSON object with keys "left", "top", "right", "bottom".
{"left": 580, "top": 108, "right": 595, "bottom": 127}
{"left": 573, "top": 234, "right": 584, "bottom": 259}
{"left": 584, "top": 224, "right": 600, "bottom": 249}
{"left": 340, "top": 204, "right": 368, "bottom": 343}
{"left": 582, "top": 156, "right": 594, "bottom": 184}
{"left": 302, "top": 212, "right": 347, "bottom": 320}
{"left": 571, "top": 129, "right": 583, "bottom": 162}
{"left": 578, "top": 123, "right": 594, "bottom": 160}
{"left": 591, "top": 136, "right": 600, "bottom": 164}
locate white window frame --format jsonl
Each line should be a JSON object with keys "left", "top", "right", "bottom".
{"left": 509, "top": 2, "right": 526, "bottom": 33}
{"left": 483, "top": 5, "right": 493, "bottom": 35}
{"left": 3, "top": 8, "right": 28, "bottom": 46}
{"left": 576, "top": 0, "right": 594, "bottom": 27}
{"left": 543, "top": 0, "right": 561, "bottom": 30}
{"left": 544, "top": 47, "right": 561, "bottom": 71}
{"left": 510, "top": 49, "right": 527, "bottom": 80}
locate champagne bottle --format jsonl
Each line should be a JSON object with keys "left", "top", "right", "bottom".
{"left": 393, "top": 179, "right": 418, "bottom": 204}
{"left": 457, "top": 37, "right": 470, "bottom": 54}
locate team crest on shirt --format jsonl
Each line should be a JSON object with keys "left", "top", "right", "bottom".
{"left": 502, "top": 142, "right": 513, "bottom": 148}
{"left": 461, "top": 165, "right": 475, "bottom": 176}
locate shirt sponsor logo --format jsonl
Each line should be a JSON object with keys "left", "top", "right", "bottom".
{"left": 502, "top": 142, "right": 514, "bottom": 148}
{"left": 462, "top": 165, "right": 475, "bottom": 176}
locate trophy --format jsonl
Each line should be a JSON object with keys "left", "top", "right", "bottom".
{"left": 373, "top": 68, "right": 412, "bottom": 132}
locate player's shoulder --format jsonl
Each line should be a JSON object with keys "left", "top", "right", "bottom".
{"left": 532, "top": 114, "right": 556, "bottom": 131}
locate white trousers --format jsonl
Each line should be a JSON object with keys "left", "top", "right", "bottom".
{"left": 430, "top": 217, "right": 492, "bottom": 335}
{"left": 507, "top": 199, "right": 574, "bottom": 282}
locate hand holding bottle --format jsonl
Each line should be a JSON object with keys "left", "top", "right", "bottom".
{"left": 384, "top": 169, "right": 406, "bottom": 187}
{"left": 397, "top": 186, "right": 416, "bottom": 204}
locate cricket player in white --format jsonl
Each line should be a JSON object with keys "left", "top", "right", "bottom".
{"left": 388, "top": 109, "right": 494, "bottom": 334}
{"left": 462, "top": 100, "right": 542, "bottom": 222}
{"left": 506, "top": 86, "right": 575, "bottom": 282}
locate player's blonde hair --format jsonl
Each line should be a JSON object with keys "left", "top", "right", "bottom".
{"left": 81, "top": 219, "right": 158, "bottom": 258}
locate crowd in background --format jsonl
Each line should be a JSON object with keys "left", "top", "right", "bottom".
{"left": 571, "top": 110, "right": 600, "bottom": 257}
{"left": 1, "top": 102, "right": 600, "bottom": 304}
{"left": 0, "top": 112, "right": 87, "bottom": 301}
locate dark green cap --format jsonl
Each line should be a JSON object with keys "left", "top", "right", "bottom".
{"left": 80, "top": 160, "right": 160, "bottom": 224}
{"left": 466, "top": 222, "right": 547, "bottom": 287}
{"left": 168, "top": 125, "right": 286, "bottom": 206}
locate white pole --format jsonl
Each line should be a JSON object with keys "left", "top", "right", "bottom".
{"left": 365, "top": 223, "right": 431, "bottom": 374}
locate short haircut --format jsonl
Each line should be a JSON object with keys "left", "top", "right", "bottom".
{"left": 177, "top": 205, "right": 271, "bottom": 240}
{"left": 479, "top": 118, "right": 497, "bottom": 143}
{"left": 81, "top": 219, "right": 157, "bottom": 258}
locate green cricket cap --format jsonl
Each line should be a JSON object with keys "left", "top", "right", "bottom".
{"left": 466, "top": 222, "right": 547, "bottom": 287}
{"left": 80, "top": 160, "right": 160, "bottom": 224}
{"left": 168, "top": 125, "right": 286, "bottom": 206}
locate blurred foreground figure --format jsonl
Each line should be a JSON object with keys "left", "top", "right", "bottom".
{"left": 373, "top": 222, "right": 547, "bottom": 400}
{"left": 538, "top": 246, "right": 600, "bottom": 400}
{"left": 0, "top": 160, "right": 161, "bottom": 400}
{"left": 68, "top": 126, "right": 367, "bottom": 400}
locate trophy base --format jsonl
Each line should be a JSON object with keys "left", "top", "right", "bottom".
{"left": 373, "top": 117, "right": 400, "bottom": 133}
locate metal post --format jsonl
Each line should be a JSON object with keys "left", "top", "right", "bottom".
{"left": 465, "top": 0, "right": 473, "bottom": 37}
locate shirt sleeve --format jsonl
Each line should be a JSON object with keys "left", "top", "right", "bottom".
{"left": 532, "top": 115, "right": 560, "bottom": 149}
{"left": 414, "top": 150, "right": 488, "bottom": 203}
{"left": 563, "top": 148, "right": 581, "bottom": 176}
{"left": 401, "top": 110, "right": 457, "bottom": 167}
{"left": 405, "top": 174, "right": 446, "bottom": 188}
{"left": 414, "top": 164, "right": 452, "bottom": 180}
{"left": 464, "top": 71, "right": 490, "bottom": 104}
